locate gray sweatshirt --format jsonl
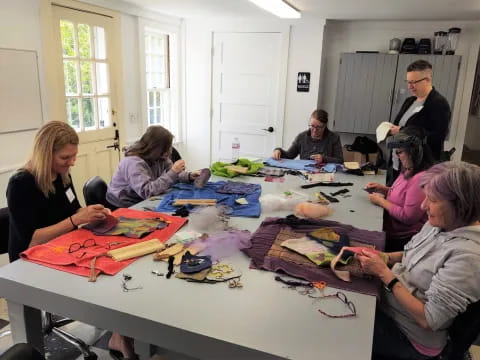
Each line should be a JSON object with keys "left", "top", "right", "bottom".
{"left": 276, "top": 129, "right": 344, "bottom": 163}
{"left": 380, "top": 222, "right": 480, "bottom": 349}
{"left": 106, "top": 155, "right": 191, "bottom": 207}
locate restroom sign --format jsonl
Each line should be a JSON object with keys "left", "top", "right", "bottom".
{"left": 297, "top": 72, "right": 310, "bottom": 92}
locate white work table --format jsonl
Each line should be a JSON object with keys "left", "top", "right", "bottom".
{"left": 0, "top": 171, "right": 385, "bottom": 360}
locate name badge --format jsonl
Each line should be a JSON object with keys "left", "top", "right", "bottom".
{"left": 66, "top": 188, "right": 76, "bottom": 203}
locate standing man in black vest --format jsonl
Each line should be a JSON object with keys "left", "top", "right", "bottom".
{"left": 387, "top": 60, "right": 451, "bottom": 185}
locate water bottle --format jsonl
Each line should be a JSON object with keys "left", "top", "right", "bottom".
{"left": 232, "top": 137, "right": 240, "bottom": 162}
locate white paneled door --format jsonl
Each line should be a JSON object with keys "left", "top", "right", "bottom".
{"left": 211, "top": 31, "right": 289, "bottom": 161}
{"left": 51, "top": 4, "right": 122, "bottom": 205}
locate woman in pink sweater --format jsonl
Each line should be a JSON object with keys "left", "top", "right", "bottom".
{"left": 366, "top": 127, "right": 434, "bottom": 251}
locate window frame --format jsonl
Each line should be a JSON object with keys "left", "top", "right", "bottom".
{"left": 138, "top": 18, "right": 182, "bottom": 142}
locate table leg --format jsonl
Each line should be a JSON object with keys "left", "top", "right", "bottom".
{"left": 135, "top": 338, "right": 154, "bottom": 360}
{"left": 7, "top": 300, "right": 44, "bottom": 355}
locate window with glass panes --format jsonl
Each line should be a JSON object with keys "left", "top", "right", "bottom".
{"left": 60, "top": 20, "right": 111, "bottom": 131}
{"left": 145, "top": 30, "right": 170, "bottom": 127}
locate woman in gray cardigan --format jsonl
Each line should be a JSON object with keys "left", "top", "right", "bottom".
{"left": 272, "top": 109, "right": 344, "bottom": 163}
{"left": 358, "top": 161, "right": 480, "bottom": 360}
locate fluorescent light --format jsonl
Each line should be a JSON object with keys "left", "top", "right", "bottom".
{"left": 248, "top": 0, "right": 301, "bottom": 18}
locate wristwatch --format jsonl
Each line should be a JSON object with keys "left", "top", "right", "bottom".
{"left": 385, "top": 277, "right": 399, "bottom": 292}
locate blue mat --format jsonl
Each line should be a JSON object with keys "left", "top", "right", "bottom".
{"left": 265, "top": 157, "right": 316, "bottom": 170}
{"left": 156, "top": 181, "right": 262, "bottom": 218}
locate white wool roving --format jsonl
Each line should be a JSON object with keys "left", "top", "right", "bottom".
{"left": 260, "top": 193, "right": 306, "bottom": 212}
{"left": 189, "top": 206, "right": 229, "bottom": 232}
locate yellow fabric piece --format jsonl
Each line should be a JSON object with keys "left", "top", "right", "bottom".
{"left": 309, "top": 228, "right": 340, "bottom": 242}
{"left": 107, "top": 239, "right": 165, "bottom": 261}
{"left": 153, "top": 243, "right": 185, "bottom": 261}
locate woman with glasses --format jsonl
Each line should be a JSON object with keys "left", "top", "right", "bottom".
{"left": 387, "top": 60, "right": 451, "bottom": 185}
{"left": 107, "top": 125, "right": 199, "bottom": 208}
{"left": 271, "top": 109, "right": 344, "bottom": 164}
{"left": 7, "top": 121, "right": 134, "bottom": 358}
{"left": 365, "top": 127, "right": 433, "bottom": 251}
{"left": 358, "top": 161, "right": 480, "bottom": 360}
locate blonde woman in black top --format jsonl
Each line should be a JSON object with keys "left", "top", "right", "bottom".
{"left": 7, "top": 121, "right": 135, "bottom": 359}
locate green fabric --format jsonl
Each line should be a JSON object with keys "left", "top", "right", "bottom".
{"left": 211, "top": 158, "right": 264, "bottom": 178}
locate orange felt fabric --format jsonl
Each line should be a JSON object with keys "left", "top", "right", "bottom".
{"left": 20, "top": 208, "right": 186, "bottom": 278}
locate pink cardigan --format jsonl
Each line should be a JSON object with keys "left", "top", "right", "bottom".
{"left": 384, "top": 171, "right": 427, "bottom": 237}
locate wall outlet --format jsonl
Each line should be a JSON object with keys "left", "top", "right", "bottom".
{"left": 129, "top": 113, "right": 137, "bottom": 123}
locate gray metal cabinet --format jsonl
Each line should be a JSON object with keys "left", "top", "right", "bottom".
{"left": 333, "top": 53, "right": 461, "bottom": 134}
{"left": 334, "top": 53, "right": 397, "bottom": 134}
{"left": 390, "top": 54, "right": 462, "bottom": 122}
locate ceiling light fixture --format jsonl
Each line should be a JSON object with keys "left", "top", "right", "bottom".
{"left": 248, "top": 0, "right": 301, "bottom": 19}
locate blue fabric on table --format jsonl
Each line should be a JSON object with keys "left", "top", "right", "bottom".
{"left": 321, "top": 163, "right": 338, "bottom": 173}
{"left": 217, "top": 181, "right": 259, "bottom": 195}
{"left": 156, "top": 181, "right": 262, "bottom": 218}
{"left": 265, "top": 158, "right": 316, "bottom": 171}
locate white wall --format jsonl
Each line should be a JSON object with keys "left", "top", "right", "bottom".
{"left": 0, "top": 0, "right": 44, "bottom": 207}
{"left": 182, "top": 16, "right": 325, "bottom": 169}
{"left": 120, "top": 14, "right": 143, "bottom": 144}
{"left": 319, "top": 20, "right": 480, "bottom": 160}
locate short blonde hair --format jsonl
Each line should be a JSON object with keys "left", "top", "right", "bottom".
{"left": 25, "top": 121, "right": 79, "bottom": 196}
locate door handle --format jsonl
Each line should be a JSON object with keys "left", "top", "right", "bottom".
{"left": 262, "top": 126, "right": 274, "bottom": 133}
{"left": 107, "top": 142, "right": 120, "bottom": 151}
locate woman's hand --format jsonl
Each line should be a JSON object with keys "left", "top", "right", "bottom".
{"left": 365, "top": 182, "right": 388, "bottom": 194}
{"left": 189, "top": 170, "right": 200, "bottom": 180}
{"left": 365, "top": 182, "right": 381, "bottom": 191}
{"left": 310, "top": 154, "right": 323, "bottom": 163}
{"left": 357, "top": 249, "right": 390, "bottom": 279}
{"left": 369, "top": 192, "right": 385, "bottom": 206}
{"left": 390, "top": 125, "right": 400, "bottom": 135}
{"left": 272, "top": 149, "right": 281, "bottom": 160}
{"left": 72, "top": 204, "right": 108, "bottom": 225}
{"left": 172, "top": 160, "right": 186, "bottom": 173}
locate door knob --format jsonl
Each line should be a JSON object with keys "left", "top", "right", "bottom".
{"left": 262, "top": 126, "right": 274, "bottom": 133}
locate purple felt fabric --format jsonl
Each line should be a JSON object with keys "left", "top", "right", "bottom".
{"left": 243, "top": 217, "right": 385, "bottom": 296}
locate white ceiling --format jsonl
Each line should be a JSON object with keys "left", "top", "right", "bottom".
{"left": 122, "top": 0, "right": 480, "bottom": 20}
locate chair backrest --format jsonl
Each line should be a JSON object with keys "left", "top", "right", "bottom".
{"left": 443, "top": 300, "right": 480, "bottom": 360}
{"left": 0, "top": 343, "right": 45, "bottom": 360}
{"left": 171, "top": 146, "right": 182, "bottom": 163}
{"left": 83, "top": 176, "right": 109, "bottom": 207}
{"left": 0, "top": 207, "right": 9, "bottom": 255}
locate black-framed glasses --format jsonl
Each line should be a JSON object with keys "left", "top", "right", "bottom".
{"left": 68, "top": 238, "right": 96, "bottom": 253}
{"left": 405, "top": 77, "right": 428, "bottom": 86}
{"left": 308, "top": 291, "right": 357, "bottom": 318}
{"left": 309, "top": 124, "right": 325, "bottom": 130}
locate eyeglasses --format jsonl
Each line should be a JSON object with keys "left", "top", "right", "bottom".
{"left": 68, "top": 238, "right": 97, "bottom": 253}
{"left": 309, "top": 291, "right": 357, "bottom": 318}
{"left": 405, "top": 77, "right": 428, "bottom": 86}
{"left": 309, "top": 125, "right": 325, "bottom": 130}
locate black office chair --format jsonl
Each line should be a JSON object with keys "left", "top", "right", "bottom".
{"left": 0, "top": 207, "right": 12, "bottom": 341}
{"left": 375, "top": 300, "right": 480, "bottom": 360}
{"left": 0, "top": 343, "right": 45, "bottom": 360}
{"left": 438, "top": 300, "right": 480, "bottom": 360}
{"left": 171, "top": 146, "right": 182, "bottom": 163}
{"left": 83, "top": 176, "right": 116, "bottom": 211}
{"left": 0, "top": 207, "right": 9, "bottom": 255}
{"left": 440, "top": 147, "right": 456, "bottom": 162}
{"left": 3, "top": 208, "right": 98, "bottom": 359}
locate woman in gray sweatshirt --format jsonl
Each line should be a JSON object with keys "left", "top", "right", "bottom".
{"left": 272, "top": 109, "right": 344, "bottom": 163}
{"left": 106, "top": 126, "right": 197, "bottom": 207}
{"left": 358, "top": 161, "right": 480, "bottom": 360}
